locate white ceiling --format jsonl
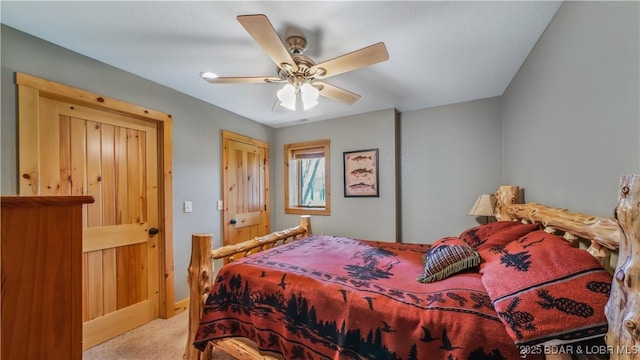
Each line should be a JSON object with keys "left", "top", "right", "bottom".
{"left": 1, "top": 1, "right": 562, "bottom": 128}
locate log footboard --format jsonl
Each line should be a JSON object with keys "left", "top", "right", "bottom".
{"left": 184, "top": 216, "right": 311, "bottom": 360}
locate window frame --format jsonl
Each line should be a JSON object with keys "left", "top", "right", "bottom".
{"left": 284, "top": 139, "right": 331, "bottom": 215}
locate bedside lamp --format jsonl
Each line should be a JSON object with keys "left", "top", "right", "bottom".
{"left": 468, "top": 194, "right": 497, "bottom": 224}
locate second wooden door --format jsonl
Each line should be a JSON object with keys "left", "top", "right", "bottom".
{"left": 222, "top": 131, "right": 270, "bottom": 247}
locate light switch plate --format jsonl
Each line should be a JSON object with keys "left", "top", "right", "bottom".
{"left": 217, "top": 200, "right": 223, "bottom": 211}
{"left": 184, "top": 201, "right": 193, "bottom": 213}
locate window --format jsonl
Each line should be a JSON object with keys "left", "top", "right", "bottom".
{"left": 285, "top": 139, "right": 330, "bottom": 215}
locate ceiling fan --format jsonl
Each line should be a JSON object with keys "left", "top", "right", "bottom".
{"left": 200, "top": 14, "right": 389, "bottom": 111}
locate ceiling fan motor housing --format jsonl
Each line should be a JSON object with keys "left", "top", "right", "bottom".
{"left": 278, "top": 53, "right": 320, "bottom": 80}
{"left": 285, "top": 35, "right": 307, "bottom": 54}
{"left": 278, "top": 35, "right": 322, "bottom": 81}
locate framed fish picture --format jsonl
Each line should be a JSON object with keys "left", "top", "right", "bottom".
{"left": 343, "top": 148, "right": 379, "bottom": 197}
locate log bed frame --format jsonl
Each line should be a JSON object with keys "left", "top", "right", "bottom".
{"left": 185, "top": 175, "right": 640, "bottom": 360}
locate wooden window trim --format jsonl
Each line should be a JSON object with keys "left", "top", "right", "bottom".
{"left": 284, "top": 139, "right": 330, "bottom": 215}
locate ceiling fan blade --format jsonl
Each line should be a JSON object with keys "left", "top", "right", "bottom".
{"left": 237, "top": 14, "right": 298, "bottom": 72}
{"left": 203, "top": 76, "right": 283, "bottom": 84}
{"left": 314, "top": 81, "right": 361, "bottom": 104}
{"left": 311, "top": 42, "right": 389, "bottom": 79}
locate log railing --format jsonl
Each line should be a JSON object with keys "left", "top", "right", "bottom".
{"left": 184, "top": 215, "right": 312, "bottom": 360}
{"left": 495, "top": 185, "right": 620, "bottom": 250}
{"left": 212, "top": 216, "right": 312, "bottom": 262}
{"left": 494, "top": 185, "right": 621, "bottom": 272}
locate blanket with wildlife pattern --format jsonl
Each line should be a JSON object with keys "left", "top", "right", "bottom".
{"left": 194, "top": 235, "right": 539, "bottom": 360}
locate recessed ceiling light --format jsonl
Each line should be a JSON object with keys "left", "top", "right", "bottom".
{"left": 200, "top": 72, "right": 218, "bottom": 80}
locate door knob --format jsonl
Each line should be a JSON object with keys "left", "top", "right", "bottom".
{"left": 149, "top": 227, "right": 159, "bottom": 236}
{"left": 230, "top": 219, "right": 237, "bottom": 225}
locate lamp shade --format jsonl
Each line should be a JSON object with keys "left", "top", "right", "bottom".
{"left": 468, "top": 194, "right": 497, "bottom": 216}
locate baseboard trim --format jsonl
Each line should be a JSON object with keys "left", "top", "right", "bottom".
{"left": 174, "top": 297, "right": 190, "bottom": 314}
{"left": 83, "top": 300, "right": 152, "bottom": 350}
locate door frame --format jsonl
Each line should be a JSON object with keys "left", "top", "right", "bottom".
{"left": 221, "top": 130, "right": 270, "bottom": 246}
{"left": 16, "top": 72, "right": 176, "bottom": 319}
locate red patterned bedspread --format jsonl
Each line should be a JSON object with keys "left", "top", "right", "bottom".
{"left": 194, "top": 235, "right": 537, "bottom": 360}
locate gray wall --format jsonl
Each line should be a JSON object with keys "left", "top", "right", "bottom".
{"left": 274, "top": 109, "right": 399, "bottom": 242}
{"left": 0, "top": 25, "right": 276, "bottom": 302}
{"left": 400, "top": 97, "right": 503, "bottom": 244}
{"left": 502, "top": 1, "right": 640, "bottom": 217}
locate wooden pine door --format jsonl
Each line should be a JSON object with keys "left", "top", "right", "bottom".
{"left": 222, "top": 131, "right": 270, "bottom": 247}
{"left": 19, "top": 96, "right": 160, "bottom": 349}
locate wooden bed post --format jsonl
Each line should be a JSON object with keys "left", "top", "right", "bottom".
{"left": 300, "top": 215, "right": 312, "bottom": 236}
{"left": 606, "top": 175, "right": 640, "bottom": 358}
{"left": 495, "top": 185, "right": 520, "bottom": 221}
{"left": 185, "top": 233, "right": 214, "bottom": 360}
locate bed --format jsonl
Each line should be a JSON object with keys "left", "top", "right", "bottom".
{"left": 184, "top": 176, "right": 640, "bottom": 360}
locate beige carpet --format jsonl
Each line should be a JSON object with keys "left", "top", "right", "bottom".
{"left": 82, "top": 310, "right": 236, "bottom": 360}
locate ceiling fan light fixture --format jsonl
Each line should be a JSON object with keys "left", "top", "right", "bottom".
{"left": 300, "top": 83, "right": 319, "bottom": 110}
{"left": 277, "top": 82, "right": 319, "bottom": 111}
{"left": 277, "top": 83, "right": 297, "bottom": 110}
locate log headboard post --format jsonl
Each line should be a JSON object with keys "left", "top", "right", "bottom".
{"left": 606, "top": 175, "right": 640, "bottom": 358}
{"left": 495, "top": 185, "right": 520, "bottom": 221}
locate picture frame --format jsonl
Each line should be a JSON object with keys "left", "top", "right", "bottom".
{"left": 343, "top": 148, "right": 379, "bottom": 197}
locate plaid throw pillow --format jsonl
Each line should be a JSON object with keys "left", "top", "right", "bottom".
{"left": 417, "top": 237, "right": 480, "bottom": 283}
